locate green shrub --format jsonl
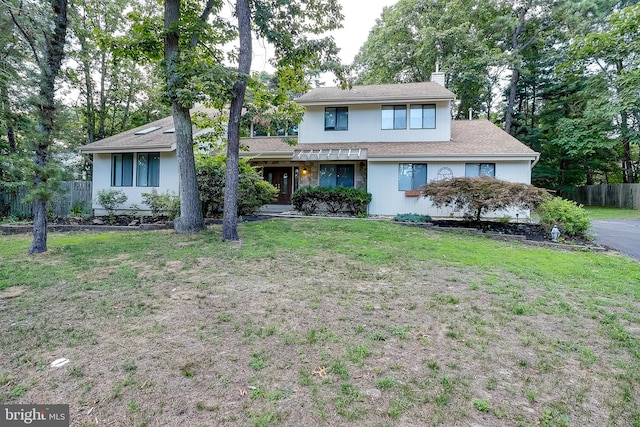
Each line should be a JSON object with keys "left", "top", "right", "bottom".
{"left": 537, "top": 197, "right": 591, "bottom": 237}
{"left": 393, "top": 213, "right": 432, "bottom": 223}
{"left": 291, "top": 186, "right": 324, "bottom": 215}
{"left": 196, "top": 154, "right": 278, "bottom": 217}
{"left": 291, "top": 186, "right": 372, "bottom": 216}
{"left": 96, "top": 189, "right": 127, "bottom": 216}
{"left": 70, "top": 202, "right": 86, "bottom": 217}
{"left": 141, "top": 190, "right": 180, "bottom": 220}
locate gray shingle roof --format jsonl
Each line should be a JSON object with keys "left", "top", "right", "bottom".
{"left": 79, "top": 116, "right": 176, "bottom": 153}
{"left": 295, "top": 82, "right": 456, "bottom": 105}
{"left": 240, "top": 120, "right": 538, "bottom": 160}
{"left": 78, "top": 107, "right": 218, "bottom": 153}
{"left": 79, "top": 106, "right": 537, "bottom": 162}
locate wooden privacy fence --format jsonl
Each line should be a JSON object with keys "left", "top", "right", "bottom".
{"left": 564, "top": 184, "right": 640, "bottom": 209}
{"left": 1, "top": 181, "right": 92, "bottom": 218}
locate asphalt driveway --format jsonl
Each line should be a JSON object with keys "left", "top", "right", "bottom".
{"left": 591, "top": 219, "right": 640, "bottom": 261}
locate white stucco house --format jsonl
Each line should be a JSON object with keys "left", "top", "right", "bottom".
{"left": 242, "top": 74, "right": 540, "bottom": 217}
{"left": 79, "top": 74, "right": 539, "bottom": 217}
{"left": 79, "top": 114, "right": 181, "bottom": 215}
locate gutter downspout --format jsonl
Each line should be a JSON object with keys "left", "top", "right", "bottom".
{"left": 531, "top": 154, "right": 540, "bottom": 169}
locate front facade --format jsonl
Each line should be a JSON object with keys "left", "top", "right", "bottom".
{"left": 79, "top": 77, "right": 540, "bottom": 218}
{"left": 242, "top": 76, "right": 540, "bottom": 218}
{"left": 79, "top": 115, "right": 180, "bottom": 215}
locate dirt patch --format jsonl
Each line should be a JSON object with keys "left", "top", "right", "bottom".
{"left": 0, "top": 286, "right": 26, "bottom": 299}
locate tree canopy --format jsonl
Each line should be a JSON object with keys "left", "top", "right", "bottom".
{"left": 353, "top": 0, "right": 640, "bottom": 188}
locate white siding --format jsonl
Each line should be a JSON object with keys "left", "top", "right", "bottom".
{"left": 494, "top": 161, "right": 532, "bottom": 184}
{"left": 298, "top": 102, "right": 451, "bottom": 143}
{"left": 92, "top": 151, "right": 179, "bottom": 215}
{"left": 367, "top": 160, "right": 533, "bottom": 218}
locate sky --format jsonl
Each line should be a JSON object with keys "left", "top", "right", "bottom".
{"left": 250, "top": 0, "right": 399, "bottom": 80}
{"left": 331, "top": 0, "right": 399, "bottom": 64}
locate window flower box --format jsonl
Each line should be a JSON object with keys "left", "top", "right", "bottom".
{"left": 404, "top": 190, "right": 421, "bottom": 197}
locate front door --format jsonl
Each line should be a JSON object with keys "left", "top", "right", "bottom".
{"left": 264, "top": 167, "right": 292, "bottom": 204}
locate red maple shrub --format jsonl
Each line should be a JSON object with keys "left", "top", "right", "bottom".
{"left": 420, "top": 176, "right": 550, "bottom": 221}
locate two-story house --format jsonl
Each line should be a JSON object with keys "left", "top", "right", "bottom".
{"left": 242, "top": 75, "right": 539, "bottom": 217}
{"left": 79, "top": 75, "right": 539, "bottom": 217}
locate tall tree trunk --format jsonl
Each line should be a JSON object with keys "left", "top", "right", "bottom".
{"left": 172, "top": 103, "right": 204, "bottom": 232}
{"left": 97, "top": 51, "right": 107, "bottom": 139}
{"left": 77, "top": 5, "right": 95, "bottom": 143}
{"left": 505, "top": 68, "right": 519, "bottom": 134}
{"left": 164, "top": 0, "right": 204, "bottom": 233}
{"left": 120, "top": 72, "right": 135, "bottom": 132}
{"left": 222, "top": 0, "right": 251, "bottom": 241}
{"left": 29, "top": 0, "right": 68, "bottom": 254}
{"left": 621, "top": 111, "right": 632, "bottom": 183}
{"left": 530, "top": 84, "right": 536, "bottom": 129}
{"left": 7, "top": 124, "right": 16, "bottom": 153}
{"left": 80, "top": 40, "right": 95, "bottom": 143}
{"left": 615, "top": 61, "right": 634, "bottom": 183}
{"left": 1, "top": 85, "right": 17, "bottom": 152}
{"left": 504, "top": 3, "right": 529, "bottom": 134}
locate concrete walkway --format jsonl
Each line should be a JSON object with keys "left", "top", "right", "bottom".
{"left": 591, "top": 219, "right": 640, "bottom": 261}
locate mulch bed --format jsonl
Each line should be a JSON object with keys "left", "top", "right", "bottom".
{"left": 2, "top": 215, "right": 601, "bottom": 252}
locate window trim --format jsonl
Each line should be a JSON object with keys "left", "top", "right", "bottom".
{"left": 409, "top": 104, "right": 436, "bottom": 129}
{"left": 398, "top": 163, "right": 428, "bottom": 191}
{"left": 136, "top": 152, "right": 160, "bottom": 187}
{"left": 319, "top": 163, "right": 355, "bottom": 188}
{"left": 324, "top": 107, "right": 348, "bottom": 131}
{"left": 465, "top": 163, "right": 496, "bottom": 178}
{"left": 381, "top": 105, "right": 407, "bottom": 130}
{"left": 111, "top": 153, "right": 133, "bottom": 187}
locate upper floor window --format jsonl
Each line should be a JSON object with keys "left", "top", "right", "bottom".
{"left": 381, "top": 105, "right": 407, "bottom": 129}
{"left": 410, "top": 104, "right": 436, "bottom": 129}
{"left": 112, "top": 153, "right": 133, "bottom": 187}
{"left": 398, "top": 163, "right": 427, "bottom": 190}
{"left": 325, "top": 107, "right": 348, "bottom": 131}
{"left": 319, "top": 164, "right": 355, "bottom": 188}
{"left": 465, "top": 163, "right": 495, "bottom": 177}
{"left": 137, "top": 153, "right": 160, "bottom": 187}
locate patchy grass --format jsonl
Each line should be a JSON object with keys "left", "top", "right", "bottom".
{"left": 0, "top": 218, "right": 639, "bottom": 426}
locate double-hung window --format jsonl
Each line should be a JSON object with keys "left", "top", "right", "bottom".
{"left": 137, "top": 153, "right": 160, "bottom": 187}
{"left": 465, "top": 163, "right": 495, "bottom": 178}
{"left": 111, "top": 153, "right": 133, "bottom": 187}
{"left": 381, "top": 105, "right": 407, "bottom": 129}
{"left": 325, "top": 107, "right": 348, "bottom": 131}
{"left": 409, "top": 104, "right": 436, "bottom": 129}
{"left": 398, "top": 163, "right": 427, "bottom": 191}
{"left": 319, "top": 164, "right": 355, "bottom": 188}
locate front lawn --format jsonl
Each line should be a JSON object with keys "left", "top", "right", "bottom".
{"left": 584, "top": 206, "right": 640, "bottom": 220}
{"left": 0, "top": 218, "right": 638, "bottom": 426}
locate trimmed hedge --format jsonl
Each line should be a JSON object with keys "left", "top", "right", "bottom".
{"left": 291, "top": 186, "right": 372, "bottom": 216}
{"left": 394, "top": 213, "right": 432, "bottom": 223}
